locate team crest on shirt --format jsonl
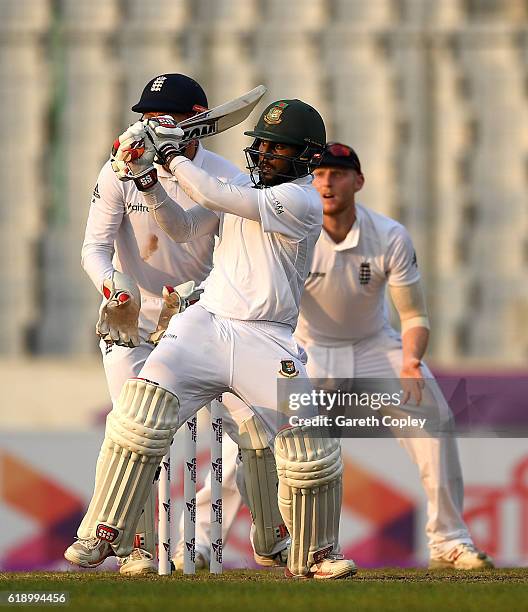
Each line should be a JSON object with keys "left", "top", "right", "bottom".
{"left": 359, "top": 261, "right": 371, "bottom": 285}
{"left": 279, "top": 359, "right": 299, "bottom": 378}
{"left": 264, "top": 102, "right": 288, "bottom": 125}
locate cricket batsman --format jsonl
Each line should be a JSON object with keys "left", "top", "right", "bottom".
{"left": 65, "top": 98, "right": 357, "bottom": 579}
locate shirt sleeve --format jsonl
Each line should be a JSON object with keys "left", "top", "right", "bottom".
{"left": 141, "top": 182, "right": 220, "bottom": 243}
{"left": 256, "top": 183, "right": 321, "bottom": 241}
{"left": 169, "top": 157, "right": 320, "bottom": 240}
{"left": 81, "top": 161, "right": 125, "bottom": 292}
{"left": 169, "top": 157, "right": 261, "bottom": 220}
{"left": 386, "top": 224, "right": 421, "bottom": 287}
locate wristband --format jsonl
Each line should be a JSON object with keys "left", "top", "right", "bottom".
{"left": 155, "top": 142, "right": 183, "bottom": 165}
{"left": 133, "top": 168, "right": 158, "bottom": 191}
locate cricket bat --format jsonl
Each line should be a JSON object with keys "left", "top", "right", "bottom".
{"left": 176, "top": 84, "right": 267, "bottom": 144}
{"left": 124, "top": 85, "right": 267, "bottom": 162}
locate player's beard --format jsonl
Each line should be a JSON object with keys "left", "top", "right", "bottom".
{"left": 258, "top": 160, "right": 294, "bottom": 186}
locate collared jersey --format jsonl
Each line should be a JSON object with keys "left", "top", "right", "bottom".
{"left": 82, "top": 144, "right": 240, "bottom": 332}
{"left": 295, "top": 203, "right": 420, "bottom": 346}
{"left": 198, "top": 174, "right": 323, "bottom": 330}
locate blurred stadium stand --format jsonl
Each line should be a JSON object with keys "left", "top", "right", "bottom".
{"left": 0, "top": 0, "right": 527, "bottom": 365}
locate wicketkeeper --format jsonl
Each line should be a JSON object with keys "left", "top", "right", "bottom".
{"left": 65, "top": 73, "right": 242, "bottom": 575}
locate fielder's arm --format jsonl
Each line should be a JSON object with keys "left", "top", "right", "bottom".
{"left": 389, "top": 280, "right": 430, "bottom": 404}
{"left": 148, "top": 281, "right": 203, "bottom": 345}
{"left": 83, "top": 162, "right": 141, "bottom": 347}
{"left": 81, "top": 161, "right": 125, "bottom": 289}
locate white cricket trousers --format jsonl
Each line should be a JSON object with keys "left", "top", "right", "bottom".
{"left": 138, "top": 304, "right": 312, "bottom": 434}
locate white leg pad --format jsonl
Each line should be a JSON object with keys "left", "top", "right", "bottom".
{"left": 79, "top": 379, "right": 179, "bottom": 557}
{"left": 274, "top": 426, "right": 343, "bottom": 576}
{"left": 238, "top": 416, "right": 288, "bottom": 556}
{"left": 78, "top": 443, "right": 157, "bottom": 558}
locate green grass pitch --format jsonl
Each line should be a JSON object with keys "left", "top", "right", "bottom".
{"left": 1, "top": 569, "right": 527, "bottom": 612}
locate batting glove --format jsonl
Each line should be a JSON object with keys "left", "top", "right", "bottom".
{"left": 144, "top": 115, "right": 186, "bottom": 167}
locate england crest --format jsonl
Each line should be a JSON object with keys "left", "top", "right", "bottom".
{"left": 359, "top": 261, "right": 371, "bottom": 285}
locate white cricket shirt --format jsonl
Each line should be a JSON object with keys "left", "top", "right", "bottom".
{"left": 295, "top": 203, "right": 420, "bottom": 346}
{"left": 82, "top": 144, "right": 239, "bottom": 332}
{"left": 167, "top": 158, "right": 323, "bottom": 330}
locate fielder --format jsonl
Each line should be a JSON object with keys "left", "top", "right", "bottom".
{"left": 297, "top": 142, "right": 493, "bottom": 569}
{"left": 65, "top": 98, "right": 357, "bottom": 579}
{"left": 65, "top": 73, "right": 242, "bottom": 575}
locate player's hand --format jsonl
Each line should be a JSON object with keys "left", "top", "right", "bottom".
{"left": 111, "top": 121, "right": 158, "bottom": 191}
{"left": 148, "top": 281, "right": 203, "bottom": 345}
{"left": 96, "top": 271, "right": 141, "bottom": 347}
{"left": 400, "top": 358, "right": 425, "bottom": 405}
{"left": 145, "top": 115, "right": 185, "bottom": 167}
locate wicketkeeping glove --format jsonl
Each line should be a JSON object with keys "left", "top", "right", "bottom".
{"left": 96, "top": 271, "right": 141, "bottom": 347}
{"left": 111, "top": 121, "right": 158, "bottom": 191}
{"left": 148, "top": 281, "right": 203, "bottom": 345}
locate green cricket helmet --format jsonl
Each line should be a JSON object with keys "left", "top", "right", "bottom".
{"left": 244, "top": 99, "right": 326, "bottom": 186}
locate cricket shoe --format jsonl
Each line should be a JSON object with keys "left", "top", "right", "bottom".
{"left": 285, "top": 556, "right": 357, "bottom": 580}
{"left": 64, "top": 537, "right": 114, "bottom": 568}
{"left": 429, "top": 543, "right": 494, "bottom": 570}
{"left": 254, "top": 546, "right": 289, "bottom": 567}
{"left": 118, "top": 548, "right": 157, "bottom": 575}
{"left": 172, "top": 549, "right": 209, "bottom": 571}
